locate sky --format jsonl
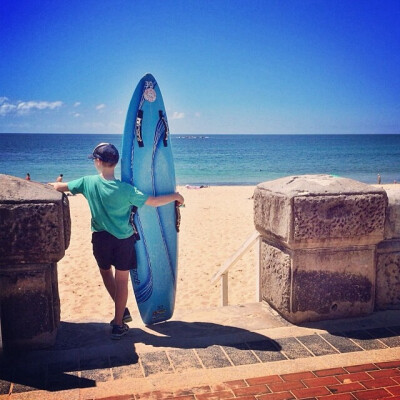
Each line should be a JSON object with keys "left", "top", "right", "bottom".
{"left": 0, "top": 0, "right": 399, "bottom": 135}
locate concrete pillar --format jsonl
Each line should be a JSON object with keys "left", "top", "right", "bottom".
{"left": 376, "top": 187, "right": 400, "bottom": 310}
{"left": 0, "top": 174, "right": 71, "bottom": 350}
{"left": 254, "top": 175, "right": 387, "bottom": 324}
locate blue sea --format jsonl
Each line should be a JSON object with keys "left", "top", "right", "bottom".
{"left": 0, "top": 133, "right": 399, "bottom": 186}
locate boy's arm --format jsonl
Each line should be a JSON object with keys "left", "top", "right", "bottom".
{"left": 145, "top": 192, "right": 184, "bottom": 207}
{"left": 48, "top": 182, "right": 70, "bottom": 192}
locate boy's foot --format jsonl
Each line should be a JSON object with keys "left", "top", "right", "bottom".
{"left": 111, "top": 323, "right": 129, "bottom": 340}
{"left": 110, "top": 308, "right": 132, "bottom": 325}
{"left": 122, "top": 307, "right": 133, "bottom": 323}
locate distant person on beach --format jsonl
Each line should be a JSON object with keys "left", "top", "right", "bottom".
{"left": 377, "top": 174, "right": 381, "bottom": 184}
{"left": 50, "top": 143, "right": 184, "bottom": 339}
{"left": 25, "top": 173, "right": 30, "bottom": 181}
{"left": 56, "top": 174, "right": 63, "bottom": 182}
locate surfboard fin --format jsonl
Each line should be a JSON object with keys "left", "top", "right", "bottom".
{"left": 159, "top": 110, "right": 169, "bottom": 147}
{"left": 135, "top": 109, "right": 144, "bottom": 147}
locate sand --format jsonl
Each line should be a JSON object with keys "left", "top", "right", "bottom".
{"left": 58, "top": 185, "right": 257, "bottom": 323}
{"left": 58, "top": 182, "right": 400, "bottom": 324}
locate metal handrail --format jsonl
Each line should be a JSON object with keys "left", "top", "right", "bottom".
{"left": 211, "top": 230, "right": 261, "bottom": 306}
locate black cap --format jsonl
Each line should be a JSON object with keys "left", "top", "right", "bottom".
{"left": 88, "top": 143, "right": 119, "bottom": 164}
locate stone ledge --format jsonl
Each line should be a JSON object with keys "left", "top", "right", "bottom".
{"left": 254, "top": 175, "right": 387, "bottom": 248}
{"left": 0, "top": 174, "right": 70, "bottom": 264}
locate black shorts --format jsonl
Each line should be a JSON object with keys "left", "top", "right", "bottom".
{"left": 92, "top": 231, "right": 137, "bottom": 271}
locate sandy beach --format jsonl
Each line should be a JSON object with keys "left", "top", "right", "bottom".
{"left": 58, "top": 185, "right": 258, "bottom": 324}
{"left": 58, "top": 182, "right": 400, "bottom": 324}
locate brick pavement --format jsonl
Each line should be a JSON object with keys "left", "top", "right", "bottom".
{"left": 1, "top": 304, "right": 400, "bottom": 399}
{"left": 96, "top": 360, "right": 400, "bottom": 400}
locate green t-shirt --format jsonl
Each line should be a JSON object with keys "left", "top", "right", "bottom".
{"left": 68, "top": 175, "right": 148, "bottom": 239}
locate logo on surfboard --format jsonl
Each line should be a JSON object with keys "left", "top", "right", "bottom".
{"left": 152, "top": 305, "right": 167, "bottom": 320}
{"left": 143, "top": 81, "right": 157, "bottom": 102}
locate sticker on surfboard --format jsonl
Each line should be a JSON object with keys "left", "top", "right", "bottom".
{"left": 143, "top": 81, "right": 157, "bottom": 102}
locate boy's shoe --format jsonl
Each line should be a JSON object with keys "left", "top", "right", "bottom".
{"left": 122, "top": 307, "right": 132, "bottom": 323}
{"left": 110, "top": 308, "right": 132, "bottom": 325}
{"left": 111, "top": 323, "right": 129, "bottom": 340}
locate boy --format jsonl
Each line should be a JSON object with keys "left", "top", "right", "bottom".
{"left": 51, "top": 143, "right": 184, "bottom": 339}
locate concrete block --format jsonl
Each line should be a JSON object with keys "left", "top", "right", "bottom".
{"left": 0, "top": 175, "right": 71, "bottom": 264}
{"left": 254, "top": 175, "right": 387, "bottom": 249}
{"left": 382, "top": 187, "right": 400, "bottom": 239}
{"left": 0, "top": 263, "right": 60, "bottom": 349}
{"left": 260, "top": 239, "right": 375, "bottom": 323}
{"left": 292, "top": 246, "right": 375, "bottom": 322}
{"left": 376, "top": 239, "right": 400, "bottom": 310}
{"left": 260, "top": 241, "right": 291, "bottom": 315}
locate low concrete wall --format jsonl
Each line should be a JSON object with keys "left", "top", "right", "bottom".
{"left": 254, "top": 174, "right": 391, "bottom": 324}
{"left": 0, "top": 174, "right": 71, "bottom": 350}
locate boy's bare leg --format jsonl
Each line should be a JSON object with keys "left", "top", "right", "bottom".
{"left": 99, "top": 267, "right": 116, "bottom": 301}
{"left": 114, "top": 269, "right": 130, "bottom": 326}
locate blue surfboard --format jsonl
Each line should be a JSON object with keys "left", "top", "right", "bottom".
{"left": 121, "top": 73, "right": 179, "bottom": 325}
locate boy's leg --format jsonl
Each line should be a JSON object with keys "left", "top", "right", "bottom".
{"left": 113, "top": 269, "right": 130, "bottom": 326}
{"left": 93, "top": 232, "right": 117, "bottom": 301}
{"left": 99, "top": 267, "right": 116, "bottom": 301}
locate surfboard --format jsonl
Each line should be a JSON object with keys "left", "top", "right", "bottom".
{"left": 121, "top": 73, "right": 179, "bottom": 325}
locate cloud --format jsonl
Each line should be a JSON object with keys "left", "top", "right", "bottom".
{"left": 171, "top": 111, "right": 185, "bottom": 119}
{"left": 0, "top": 98, "right": 17, "bottom": 115}
{"left": 17, "top": 101, "right": 63, "bottom": 112}
{"left": 0, "top": 98, "right": 63, "bottom": 115}
{"left": 96, "top": 103, "right": 106, "bottom": 111}
{"left": 73, "top": 102, "right": 81, "bottom": 107}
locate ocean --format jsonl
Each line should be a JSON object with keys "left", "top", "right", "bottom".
{"left": 0, "top": 133, "right": 399, "bottom": 186}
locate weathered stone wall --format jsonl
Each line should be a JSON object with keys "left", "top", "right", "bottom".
{"left": 254, "top": 174, "right": 388, "bottom": 324}
{"left": 0, "top": 174, "right": 70, "bottom": 350}
{"left": 376, "top": 187, "right": 400, "bottom": 310}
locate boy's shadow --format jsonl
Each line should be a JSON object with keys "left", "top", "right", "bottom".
{"left": 0, "top": 319, "right": 281, "bottom": 394}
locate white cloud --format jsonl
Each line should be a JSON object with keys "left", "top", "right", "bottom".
{"left": 96, "top": 103, "right": 106, "bottom": 111}
{"left": 194, "top": 112, "right": 201, "bottom": 118}
{"left": 0, "top": 98, "right": 63, "bottom": 115}
{"left": 172, "top": 111, "right": 185, "bottom": 119}
{"left": 17, "top": 101, "right": 63, "bottom": 113}
{"left": 0, "top": 101, "right": 17, "bottom": 116}
{"left": 73, "top": 102, "right": 81, "bottom": 107}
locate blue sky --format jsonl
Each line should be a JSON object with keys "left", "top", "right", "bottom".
{"left": 1, "top": 0, "right": 399, "bottom": 134}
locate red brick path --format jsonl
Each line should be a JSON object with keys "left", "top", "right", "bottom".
{"left": 97, "top": 360, "right": 400, "bottom": 400}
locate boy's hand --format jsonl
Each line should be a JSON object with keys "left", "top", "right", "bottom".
{"left": 48, "top": 182, "right": 69, "bottom": 192}
{"left": 175, "top": 192, "right": 184, "bottom": 206}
